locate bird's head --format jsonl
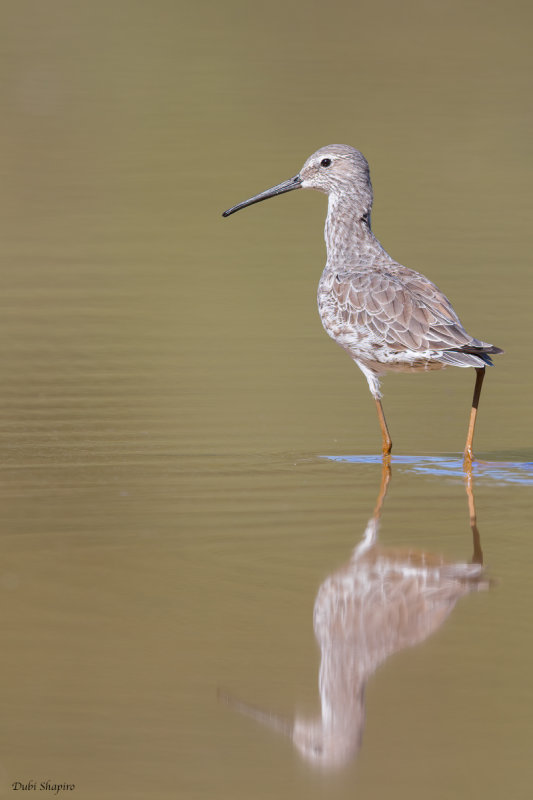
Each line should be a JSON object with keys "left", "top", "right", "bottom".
{"left": 222, "top": 144, "right": 372, "bottom": 218}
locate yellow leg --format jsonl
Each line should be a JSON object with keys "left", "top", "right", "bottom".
{"left": 374, "top": 397, "right": 392, "bottom": 458}
{"left": 463, "top": 368, "right": 485, "bottom": 469}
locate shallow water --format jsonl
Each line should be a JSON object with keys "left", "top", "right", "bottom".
{"left": 323, "top": 455, "right": 533, "bottom": 485}
{"left": 1, "top": 1, "right": 532, "bottom": 799}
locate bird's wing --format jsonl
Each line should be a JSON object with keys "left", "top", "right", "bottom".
{"left": 332, "top": 267, "right": 482, "bottom": 352}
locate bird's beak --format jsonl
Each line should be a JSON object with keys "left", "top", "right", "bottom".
{"left": 222, "top": 174, "right": 302, "bottom": 217}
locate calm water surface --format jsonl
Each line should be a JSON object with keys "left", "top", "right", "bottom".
{"left": 0, "top": 2, "right": 532, "bottom": 799}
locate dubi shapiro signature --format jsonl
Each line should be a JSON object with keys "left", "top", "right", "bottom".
{"left": 11, "top": 781, "right": 75, "bottom": 795}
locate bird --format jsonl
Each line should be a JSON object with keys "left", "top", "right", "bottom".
{"left": 219, "top": 462, "right": 489, "bottom": 769}
{"left": 222, "top": 144, "right": 503, "bottom": 465}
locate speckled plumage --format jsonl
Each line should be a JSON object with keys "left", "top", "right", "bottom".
{"left": 307, "top": 145, "right": 501, "bottom": 398}
{"left": 223, "top": 144, "right": 502, "bottom": 458}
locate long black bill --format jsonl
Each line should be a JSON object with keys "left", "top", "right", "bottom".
{"left": 222, "top": 174, "right": 302, "bottom": 217}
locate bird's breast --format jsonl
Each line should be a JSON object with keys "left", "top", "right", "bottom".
{"left": 317, "top": 270, "right": 369, "bottom": 354}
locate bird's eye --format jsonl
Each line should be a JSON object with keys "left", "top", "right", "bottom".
{"left": 320, "top": 158, "right": 332, "bottom": 167}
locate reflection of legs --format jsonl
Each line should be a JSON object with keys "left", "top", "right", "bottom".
{"left": 464, "top": 464, "right": 483, "bottom": 565}
{"left": 374, "top": 398, "right": 392, "bottom": 458}
{"left": 373, "top": 459, "right": 391, "bottom": 520}
{"left": 463, "top": 368, "right": 485, "bottom": 469}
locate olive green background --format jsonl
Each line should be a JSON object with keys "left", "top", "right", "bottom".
{"left": 0, "top": 1, "right": 531, "bottom": 798}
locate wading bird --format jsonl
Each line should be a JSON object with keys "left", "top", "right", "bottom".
{"left": 223, "top": 145, "right": 502, "bottom": 465}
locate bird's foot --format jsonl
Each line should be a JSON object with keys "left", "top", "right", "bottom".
{"left": 463, "top": 447, "right": 474, "bottom": 472}
{"left": 381, "top": 439, "right": 392, "bottom": 459}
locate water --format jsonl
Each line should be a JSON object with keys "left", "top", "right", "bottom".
{"left": 0, "top": 1, "right": 532, "bottom": 798}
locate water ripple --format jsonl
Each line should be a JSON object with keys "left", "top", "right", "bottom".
{"left": 320, "top": 455, "right": 533, "bottom": 485}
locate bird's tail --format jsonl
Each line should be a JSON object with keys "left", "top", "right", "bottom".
{"left": 440, "top": 343, "right": 503, "bottom": 368}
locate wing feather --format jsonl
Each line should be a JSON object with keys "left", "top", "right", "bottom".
{"left": 332, "top": 267, "right": 487, "bottom": 354}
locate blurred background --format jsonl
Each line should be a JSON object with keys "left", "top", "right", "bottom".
{"left": 0, "top": 1, "right": 531, "bottom": 798}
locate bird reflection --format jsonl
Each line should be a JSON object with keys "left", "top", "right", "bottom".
{"left": 220, "top": 462, "right": 489, "bottom": 769}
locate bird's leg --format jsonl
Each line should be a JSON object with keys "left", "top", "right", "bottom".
{"left": 464, "top": 464, "right": 483, "bottom": 565}
{"left": 358, "top": 366, "right": 392, "bottom": 459}
{"left": 374, "top": 397, "right": 392, "bottom": 458}
{"left": 463, "top": 367, "right": 485, "bottom": 469}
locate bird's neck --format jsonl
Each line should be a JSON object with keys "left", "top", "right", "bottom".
{"left": 324, "top": 193, "right": 387, "bottom": 268}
